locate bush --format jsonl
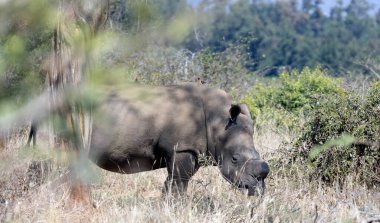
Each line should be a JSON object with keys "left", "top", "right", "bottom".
{"left": 244, "top": 67, "right": 379, "bottom": 186}
{"left": 123, "top": 45, "right": 253, "bottom": 98}
{"left": 242, "top": 67, "right": 343, "bottom": 131}
{"left": 280, "top": 82, "right": 380, "bottom": 186}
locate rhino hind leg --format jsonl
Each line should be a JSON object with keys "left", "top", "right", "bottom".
{"left": 163, "top": 151, "right": 199, "bottom": 196}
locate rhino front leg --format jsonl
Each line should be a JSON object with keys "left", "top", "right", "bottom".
{"left": 163, "top": 152, "right": 199, "bottom": 196}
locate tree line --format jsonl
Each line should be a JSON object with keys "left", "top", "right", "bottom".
{"left": 105, "top": 0, "right": 380, "bottom": 76}
{"left": 180, "top": 0, "right": 380, "bottom": 76}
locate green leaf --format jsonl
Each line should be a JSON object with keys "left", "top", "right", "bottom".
{"left": 309, "top": 134, "right": 355, "bottom": 161}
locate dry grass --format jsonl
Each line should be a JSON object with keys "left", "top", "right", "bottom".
{"left": 0, "top": 129, "right": 379, "bottom": 223}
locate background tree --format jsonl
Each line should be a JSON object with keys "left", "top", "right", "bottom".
{"left": 184, "top": 0, "right": 380, "bottom": 76}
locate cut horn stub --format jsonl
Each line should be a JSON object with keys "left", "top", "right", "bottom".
{"left": 253, "top": 160, "right": 270, "bottom": 179}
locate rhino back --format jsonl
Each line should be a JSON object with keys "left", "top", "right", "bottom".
{"left": 89, "top": 84, "right": 223, "bottom": 173}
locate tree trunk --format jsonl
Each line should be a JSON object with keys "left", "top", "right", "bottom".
{"left": 48, "top": 0, "right": 109, "bottom": 206}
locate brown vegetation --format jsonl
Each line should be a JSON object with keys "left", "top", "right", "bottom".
{"left": 0, "top": 128, "right": 378, "bottom": 222}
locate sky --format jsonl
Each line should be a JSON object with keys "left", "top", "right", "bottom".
{"left": 322, "top": 0, "right": 379, "bottom": 14}
{"left": 187, "top": 0, "right": 380, "bottom": 15}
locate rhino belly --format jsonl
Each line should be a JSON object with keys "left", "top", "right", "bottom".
{"left": 91, "top": 153, "right": 165, "bottom": 174}
{"left": 89, "top": 128, "right": 167, "bottom": 174}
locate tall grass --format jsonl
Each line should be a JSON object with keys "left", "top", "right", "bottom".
{"left": 0, "top": 127, "right": 379, "bottom": 222}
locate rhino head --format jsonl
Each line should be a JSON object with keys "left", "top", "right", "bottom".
{"left": 215, "top": 104, "right": 270, "bottom": 196}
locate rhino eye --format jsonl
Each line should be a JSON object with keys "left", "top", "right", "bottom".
{"left": 232, "top": 155, "right": 239, "bottom": 164}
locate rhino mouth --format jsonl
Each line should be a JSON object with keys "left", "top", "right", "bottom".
{"left": 237, "top": 177, "right": 265, "bottom": 196}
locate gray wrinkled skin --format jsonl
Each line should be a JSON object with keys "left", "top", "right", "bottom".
{"left": 89, "top": 84, "right": 270, "bottom": 195}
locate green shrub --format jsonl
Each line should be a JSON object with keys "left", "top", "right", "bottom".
{"left": 275, "top": 68, "right": 344, "bottom": 112}
{"left": 281, "top": 82, "right": 380, "bottom": 186}
{"left": 244, "top": 67, "right": 379, "bottom": 186}
{"left": 242, "top": 67, "right": 343, "bottom": 131}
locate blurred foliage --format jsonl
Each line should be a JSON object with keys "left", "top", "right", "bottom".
{"left": 242, "top": 67, "right": 343, "bottom": 130}
{"left": 0, "top": 0, "right": 55, "bottom": 104}
{"left": 273, "top": 82, "right": 380, "bottom": 186}
{"left": 0, "top": 0, "right": 196, "bottom": 107}
{"left": 308, "top": 134, "right": 356, "bottom": 161}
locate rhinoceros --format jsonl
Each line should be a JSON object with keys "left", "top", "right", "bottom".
{"left": 15, "top": 83, "right": 269, "bottom": 195}
{"left": 87, "top": 84, "right": 270, "bottom": 195}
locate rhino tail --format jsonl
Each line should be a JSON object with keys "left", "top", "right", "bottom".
{"left": 26, "top": 121, "right": 38, "bottom": 148}
{"left": 0, "top": 87, "right": 72, "bottom": 140}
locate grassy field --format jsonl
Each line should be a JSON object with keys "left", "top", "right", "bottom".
{"left": 0, "top": 128, "right": 379, "bottom": 223}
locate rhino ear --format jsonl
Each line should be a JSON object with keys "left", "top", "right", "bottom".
{"left": 238, "top": 103, "right": 252, "bottom": 119}
{"left": 230, "top": 104, "right": 252, "bottom": 121}
{"left": 229, "top": 104, "right": 241, "bottom": 121}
